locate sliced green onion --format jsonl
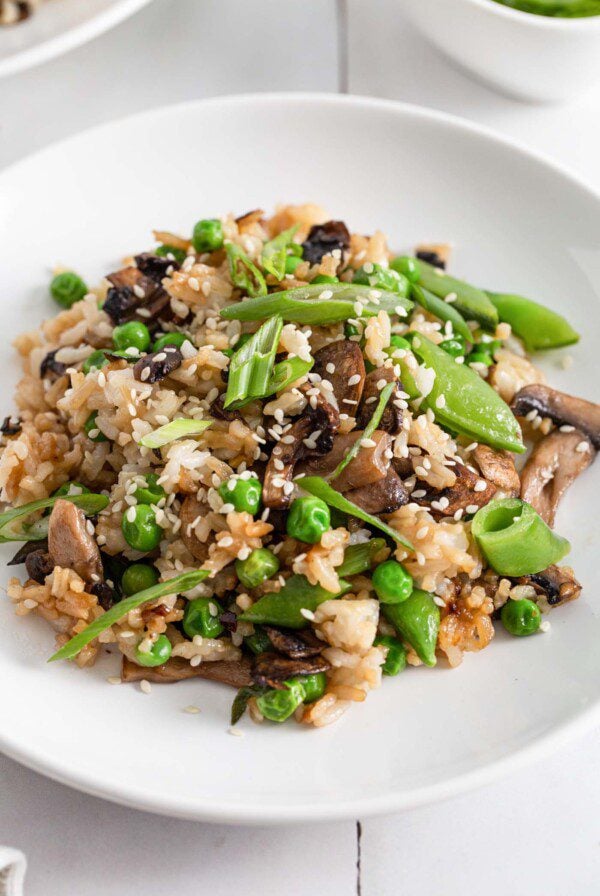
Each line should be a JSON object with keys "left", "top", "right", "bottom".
{"left": 138, "top": 418, "right": 213, "bottom": 449}
{"left": 0, "top": 493, "right": 109, "bottom": 544}
{"left": 231, "top": 684, "right": 270, "bottom": 725}
{"left": 261, "top": 225, "right": 299, "bottom": 281}
{"left": 267, "top": 356, "right": 313, "bottom": 394}
{"left": 330, "top": 382, "right": 395, "bottom": 481}
{"left": 220, "top": 283, "right": 413, "bottom": 325}
{"left": 298, "top": 477, "right": 413, "bottom": 550}
{"left": 49, "top": 570, "right": 210, "bottom": 662}
{"left": 226, "top": 243, "right": 267, "bottom": 297}
{"left": 224, "top": 315, "right": 283, "bottom": 408}
{"left": 411, "top": 284, "right": 472, "bottom": 343}
{"left": 337, "top": 538, "right": 387, "bottom": 577}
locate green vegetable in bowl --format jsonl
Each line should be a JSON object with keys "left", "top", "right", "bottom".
{"left": 137, "top": 418, "right": 213, "bottom": 449}
{"left": 0, "top": 492, "right": 108, "bottom": 543}
{"left": 372, "top": 560, "right": 413, "bottom": 605}
{"left": 501, "top": 598, "right": 542, "bottom": 636}
{"left": 261, "top": 225, "right": 299, "bottom": 280}
{"left": 218, "top": 476, "right": 262, "bottom": 515}
{"left": 121, "top": 504, "right": 162, "bottom": 552}
{"left": 240, "top": 574, "right": 352, "bottom": 628}
{"left": 492, "top": 0, "right": 600, "bottom": 17}
{"left": 192, "top": 218, "right": 223, "bottom": 253}
{"left": 405, "top": 256, "right": 498, "bottom": 330}
{"left": 236, "top": 548, "right": 280, "bottom": 589}
{"left": 486, "top": 291, "right": 579, "bottom": 351}
{"left": 374, "top": 635, "right": 407, "bottom": 676}
{"left": 50, "top": 271, "right": 88, "bottom": 308}
{"left": 135, "top": 634, "right": 172, "bottom": 667}
{"left": 411, "top": 283, "right": 472, "bottom": 343}
{"left": 121, "top": 563, "right": 160, "bottom": 596}
{"left": 226, "top": 243, "right": 267, "bottom": 297}
{"left": 286, "top": 496, "right": 330, "bottom": 543}
{"left": 183, "top": 597, "right": 224, "bottom": 639}
{"left": 383, "top": 589, "right": 440, "bottom": 667}
{"left": 224, "top": 315, "right": 283, "bottom": 408}
{"left": 113, "top": 321, "right": 151, "bottom": 352}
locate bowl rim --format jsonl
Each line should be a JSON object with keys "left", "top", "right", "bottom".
{"left": 1, "top": 91, "right": 600, "bottom": 823}
{"left": 457, "top": 0, "right": 600, "bottom": 29}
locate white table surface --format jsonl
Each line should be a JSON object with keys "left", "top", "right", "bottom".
{"left": 1, "top": 2, "right": 599, "bottom": 893}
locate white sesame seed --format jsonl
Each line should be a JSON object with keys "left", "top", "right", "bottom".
{"left": 107, "top": 676, "right": 122, "bottom": 685}
{"left": 466, "top": 504, "right": 480, "bottom": 515}
{"left": 137, "top": 307, "right": 152, "bottom": 318}
{"left": 326, "top": 362, "right": 335, "bottom": 374}
{"left": 540, "top": 620, "right": 551, "bottom": 633}
{"left": 361, "top": 437, "right": 377, "bottom": 448}
{"left": 576, "top": 441, "right": 590, "bottom": 453}
{"left": 453, "top": 508, "right": 464, "bottom": 521}
{"left": 140, "top": 680, "right": 152, "bottom": 695}
{"left": 133, "top": 284, "right": 146, "bottom": 299}
{"left": 184, "top": 705, "right": 201, "bottom": 714}
{"left": 228, "top": 727, "right": 244, "bottom": 737}
{"left": 126, "top": 506, "right": 137, "bottom": 523}
{"left": 300, "top": 608, "right": 315, "bottom": 621}
{"left": 435, "top": 394, "right": 446, "bottom": 409}
{"left": 444, "top": 292, "right": 457, "bottom": 304}
{"left": 559, "top": 425, "right": 575, "bottom": 433}
{"left": 412, "top": 489, "right": 427, "bottom": 498}
{"left": 348, "top": 373, "right": 362, "bottom": 386}
{"left": 319, "top": 289, "right": 333, "bottom": 300}
{"left": 474, "top": 480, "right": 487, "bottom": 492}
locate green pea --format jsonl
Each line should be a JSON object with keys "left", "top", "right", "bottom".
{"left": 52, "top": 481, "right": 90, "bottom": 498}
{"left": 121, "top": 504, "right": 162, "bottom": 552}
{"left": 372, "top": 560, "right": 413, "bottom": 605}
{"left": 152, "top": 332, "right": 188, "bottom": 353}
{"left": 192, "top": 218, "right": 223, "bottom": 253}
{"left": 312, "top": 274, "right": 339, "bottom": 284}
{"left": 82, "top": 351, "right": 109, "bottom": 374}
{"left": 286, "top": 496, "right": 330, "bottom": 544}
{"left": 155, "top": 244, "right": 187, "bottom": 264}
{"left": 218, "top": 476, "right": 262, "bottom": 515}
{"left": 134, "top": 473, "right": 166, "bottom": 506}
{"left": 389, "top": 334, "right": 411, "bottom": 351}
{"left": 383, "top": 589, "right": 440, "bottom": 667}
{"left": 135, "top": 634, "right": 172, "bottom": 667}
{"left": 50, "top": 271, "right": 88, "bottom": 308}
{"left": 390, "top": 255, "right": 421, "bottom": 284}
{"left": 183, "top": 597, "right": 224, "bottom": 639}
{"left": 501, "top": 598, "right": 541, "bottom": 637}
{"left": 374, "top": 635, "right": 407, "bottom": 676}
{"left": 468, "top": 351, "right": 494, "bottom": 367}
{"left": 236, "top": 548, "right": 280, "bottom": 589}
{"left": 285, "top": 255, "right": 302, "bottom": 275}
{"left": 113, "top": 321, "right": 151, "bottom": 352}
{"left": 244, "top": 627, "right": 272, "bottom": 655}
{"left": 84, "top": 412, "right": 108, "bottom": 443}
{"left": 353, "top": 263, "right": 409, "bottom": 296}
{"left": 291, "top": 672, "right": 327, "bottom": 703}
{"left": 439, "top": 337, "right": 466, "bottom": 358}
{"left": 256, "top": 681, "right": 305, "bottom": 722}
{"left": 121, "top": 563, "right": 160, "bottom": 596}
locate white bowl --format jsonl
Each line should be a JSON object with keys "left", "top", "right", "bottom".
{"left": 402, "top": 0, "right": 600, "bottom": 102}
{"left": 0, "top": 0, "right": 153, "bottom": 78}
{"left": 0, "top": 94, "right": 599, "bottom": 823}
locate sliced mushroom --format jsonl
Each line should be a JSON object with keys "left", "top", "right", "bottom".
{"left": 514, "top": 565, "right": 581, "bottom": 608}
{"left": 473, "top": 444, "right": 520, "bottom": 497}
{"left": 24, "top": 549, "right": 54, "bottom": 584}
{"left": 0, "top": 416, "right": 21, "bottom": 437}
{"left": 345, "top": 468, "right": 409, "bottom": 514}
{"left": 512, "top": 384, "right": 600, "bottom": 449}
{"left": 91, "top": 581, "right": 118, "bottom": 611}
{"left": 356, "top": 367, "right": 403, "bottom": 434}
{"left": 133, "top": 347, "right": 183, "bottom": 383}
{"left": 262, "top": 625, "right": 324, "bottom": 659}
{"left": 262, "top": 390, "right": 339, "bottom": 508}
{"left": 301, "top": 220, "right": 350, "bottom": 266}
{"left": 40, "top": 349, "right": 67, "bottom": 380}
{"left": 103, "top": 266, "right": 170, "bottom": 324}
{"left": 47, "top": 498, "right": 103, "bottom": 583}
{"left": 134, "top": 252, "right": 180, "bottom": 282}
{"left": 122, "top": 655, "right": 253, "bottom": 688}
{"left": 180, "top": 495, "right": 209, "bottom": 562}
{"left": 312, "top": 340, "right": 366, "bottom": 410}
{"left": 299, "top": 429, "right": 392, "bottom": 492}
{"left": 210, "top": 393, "right": 243, "bottom": 423}
{"left": 415, "top": 244, "right": 451, "bottom": 270}
{"left": 8, "top": 538, "right": 49, "bottom": 566}
{"left": 251, "top": 652, "right": 331, "bottom": 689}
{"left": 412, "top": 461, "right": 496, "bottom": 517}
{"left": 520, "top": 429, "right": 595, "bottom": 527}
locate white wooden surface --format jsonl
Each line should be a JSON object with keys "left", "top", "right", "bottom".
{"left": 1, "top": 2, "right": 599, "bottom": 893}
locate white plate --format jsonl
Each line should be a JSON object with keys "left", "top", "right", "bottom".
{"left": 0, "top": 0, "right": 152, "bottom": 77}
{"left": 0, "top": 94, "right": 599, "bottom": 823}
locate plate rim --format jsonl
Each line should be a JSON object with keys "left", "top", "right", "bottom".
{"left": 1, "top": 91, "right": 599, "bottom": 823}
{"left": 0, "top": 0, "right": 153, "bottom": 78}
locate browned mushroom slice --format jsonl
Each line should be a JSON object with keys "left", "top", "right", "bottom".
{"left": 473, "top": 444, "right": 520, "bottom": 497}
{"left": 301, "top": 220, "right": 350, "bottom": 266}
{"left": 520, "top": 429, "right": 595, "bottom": 527}
{"left": 512, "top": 384, "right": 600, "bottom": 449}
{"left": 514, "top": 565, "right": 581, "bottom": 608}
{"left": 412, "top": 461, "right": 497, "bottom": 517}
{"left": 312, "top": 341, "right": 366, "bottom": 410}
{"left": 262, "top": 626, "right": 324, "bottom": 659}
{"left": 210, "top": 393, "right": 243, "bottom": 423}
{"left": 47, "top": 498, "right": 103, "bottom": 583}
{"left": 251, "top": 652, "right": 331, "bottom": 689}
{"left": 345, "top": 468, "right": 409, "bottom": 514}
{"left": 356, "top": 367, "right": 403, "bottom": 434}
{"left": 180, "top": 495, "right": 209, "bottom": 562}
{"left": 122, "top": 655, "right": 253, "bottom": 688}
{"left": 415, "top": 243, "right": 451, "bottom": 270}
{"left": 134, "top": 252, "right": 180, "bottom": 282}
{"left": 299, "top": 430, "right": 392, "bottom": 492}
{"left": 104, "top": 266, "right": 170, "bottom": 324}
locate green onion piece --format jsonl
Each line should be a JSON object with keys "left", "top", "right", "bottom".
{"left": 224, "top": 315, "right": 283, "bottom": 408}
{"left": 138, "top": 418, "right": 213, "bottom": 449}
{"left": 48, "top": 570, "right": 210, "bottom": 662}
{"left": 239, "top": 574, "right": 352, "bottom": 629}
{"left": 411, "top": 284, "right": 472, "bottom": 343}
{"left": 337, "top": 538, "right": 387, "bottom": 578}
{"left": 267, "top": 356, "right": 313, "bottom": 394}
{"left": 298, "top": 477, "right": 414, "bottom": 550}
{"left": 330, "top": 382, "right": 395, "bottom": 481}
{"left": 219, "top": 283, "right": 413, "bottom": 325}
{"left": 261, "top": 225, "right": 299, "bottom": 281}
{"left": 0, "top": 493, "right": 109, "bottom": 544}
{"left": 226, "top": 243, "right": 267, "bottom": 297}
{"left": 231, "top": 684, "right": 270, "bottom": 725}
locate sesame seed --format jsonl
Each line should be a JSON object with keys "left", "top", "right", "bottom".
{"left": 107, "top": 676, "right": 122, "bottom": 685}
{"left": 453, "top": 508, "right": 464, "bottom": 521}
{"left": 435, "top": 394, "right": 446, "bottom": 409}
{"left": 466, "top": 504, "right": 480, "bottom": 515}
{"left": 140, "top": 680, "right": 152, "bottom": 695}
{"left": 348, "top": 374, "right": 362, "bottom": 386}
{"left": 540, "top": 620, "right": 551, "bottom": 633}
{"left": 412, "top": 489, "right": 427, "bottom": 498}
{"left": 137, "top": 308, "right": 151, "bottom": 318}
{"left": 184, "top": 705, "right": 201, "bottom": 714}
{"left": 300, "top": 608, "right": 316, "bottom": 621}
{"left": 228, "top": 727, "right": 244, "bottom": 737}
{"left": 319, "top": 289, "right": 333, "bottom": 300}
{"left": 326, "top": 362, "right": 335, "bottom": 374}
{"left": 474, "top": 480, "right": 487, "bottom": 492}
{"left": 361, "top": 437, "right": 377, "bottom": 448}
{"left": 576, "top": 441, "right": 590, "bottom": 453}
{"left": 559, "top": 425, "right": 575, "bottom": 432}
{"left": 126, "top": 506, "right": 137, "bottom": 523}
{"left": 133, "top": 284, "right": 146, "bottom": 299}
{"left": 444, "top": 292, "right": 457, "bottom": 304}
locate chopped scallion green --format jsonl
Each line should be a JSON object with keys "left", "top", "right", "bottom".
{"left": 0, "top": 493, "right": 109, "bottom": 544}
{"left": 224, "top": 316, "right": 283, "bottom": 408}
{"left": 261, "top": 225, "right": 299, "bottom": 281}
{"left": 138, "top": 418, "right": 213, "bottom": 449}
{"left": 226, "top": 243, "right": 267, "bottom": 297}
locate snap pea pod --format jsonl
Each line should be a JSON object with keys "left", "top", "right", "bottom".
{"left": 219, "top": 283, "right": 413, "bottom": 325}
{"left": 486, "top": 292, "right": 579, "bottom": 352}
{"left": 411, "top": 284, "right": 472, "bottom": 343}
{"left": 409, "top": 334, "right": 525, "bottom": 453}
{"left": 471, "top": 498, "right": 570, "bottom": 576}
{"left": 49, "top": 570, "right": 210, "bottom": 662}
{"left": 337, "top": 538, "right": 387, "bottom": 578}
{"left": 405, "top": 256, "right": 498, "bottom": 330}
{"left": 239, "top": 574, "right": 352, "bottom": 629}
{"left": 382, "top": 589, "right": 440, "bottom": 667}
